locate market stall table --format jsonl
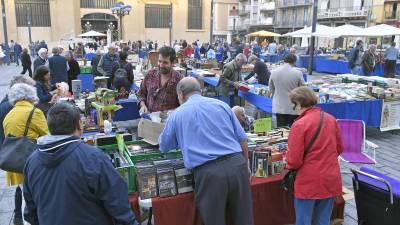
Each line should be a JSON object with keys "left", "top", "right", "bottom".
{"left": 129, "top": 174, "right": 344, "bottom": 225}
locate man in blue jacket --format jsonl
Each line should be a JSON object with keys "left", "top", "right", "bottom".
{"left": 23, "top": 103, "right": 138, "bottom": 225}
{"left": 48, "top": 47, "right": 69, "bottom": 85}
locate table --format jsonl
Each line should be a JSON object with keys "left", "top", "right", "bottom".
{"left": 260, "top": 54, "right": 281, "bottom": 63}
{"left": 129, "top": 174, "right": 345, "bottom": 225}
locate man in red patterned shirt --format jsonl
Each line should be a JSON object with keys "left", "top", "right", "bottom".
{"left": 138, "top": 47, "right": 183, "bottom": 113}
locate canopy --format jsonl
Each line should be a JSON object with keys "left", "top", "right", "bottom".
{"left": 283, "top": 24, "right": 333, "bottom": 37}
{"left": 362, "top": 24, "right": 400, "bottom": 37}
{"left": 313, "top": 24, "right": 366, "bottom": 38}
{"left": 246, "top": 30, "right": 281, "bottom": 37}
{"left": 79, "top": 30, "right": 107, "bottom": 37}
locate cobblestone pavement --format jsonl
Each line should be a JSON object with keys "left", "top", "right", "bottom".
{"left": 0, "top": 65, "right": 399, "bottom": 225}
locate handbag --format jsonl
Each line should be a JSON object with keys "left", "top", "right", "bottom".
{"left": 0, "top": 107, "right": 38, "bottom": 173}
{"left": 282, "top": 110, "right": 324, "bottom": 192}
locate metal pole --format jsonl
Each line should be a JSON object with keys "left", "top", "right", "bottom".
{"left": 308, "top": 0, "right": 318, "bottom": 75}
{"left": 27, "top": 6, "right": 32, "bottom": 44}
{"left": 119, "top": 15, "right": 122, "bottom": 41}
{"left": 1, "top": 0, "right": 8, "bottom": 45}
{"left": 210, "top": 0, "right": 214, "bottom": 44}
{"left": 169, "top": 2, "right": 172, "bottom": 46}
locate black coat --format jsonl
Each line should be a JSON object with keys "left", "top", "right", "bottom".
{"left": 91, "top": 54, "right": 102, "bottom": 76}
{"left": 21, "top": 53, "right": 32, "bottom": 67}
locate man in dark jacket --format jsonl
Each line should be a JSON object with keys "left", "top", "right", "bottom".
{"left": 91, "top": 50, "right": 103, "bottom": 77}
{"left": 48, "top": 47, "right": 69, "bottom": 85}
{"left": 23, "top": 103, "right": 138, "bottom": 225}
{"left": 35, "top": 40, "right": 48, "bottom": 55}
{"left": 20, "top": 48, "right": 32, "bottom": 77}
{"left": 33, "top": 48, "right": 48, "bottom": 72}
{"left": 245, "top": 55, "right": 271, "bottom": 85}
{"left": 13, "top": 41, "right": 23, "bottom": 66}
{"left": 97, "top": 45, "right": 119, "bottom": 88}
{"left": 362, "top": 44, "right": 376, "bottom": 76}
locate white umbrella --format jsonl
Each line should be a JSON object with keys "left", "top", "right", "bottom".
{"left": 283, "top": 24, "right": 333, "bottom": 37}
{"left": 363, "top": 24, "right": 400, "bottom": 37}
{"left": 313, "top": 24, "right": 366, "bottom": 38}
{"left": 301, "top": 37, "right": 309, "bottom": 47}
{"left": 79, "top": 30, "right": 107, "bottom": 37}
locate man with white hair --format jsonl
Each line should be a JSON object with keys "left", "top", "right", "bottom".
{"left": 217, "top": 53, "right": 247, "bottom": 105}
{"left": 33, "top": 48, "right": 48, "bottom": 72}
{"left": 362, "top": 44, "right": 377, "bottom": 76}
{"left": 97, "top": 45, "right": 119, "bottom": 88}
{"left": 232, "top": 106, "right": 254, "bottom": 132}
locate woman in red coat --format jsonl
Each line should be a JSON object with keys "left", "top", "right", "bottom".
{"left": 285, "top": 86, "right": 344, "bottom": 225}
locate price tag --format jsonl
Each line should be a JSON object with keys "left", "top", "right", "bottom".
{"left": 253, "top": 118, "right": 272, "bottom": 133}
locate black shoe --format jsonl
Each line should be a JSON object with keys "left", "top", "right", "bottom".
{"left": 13, "top": 216, "right": 23, "bottom": 225}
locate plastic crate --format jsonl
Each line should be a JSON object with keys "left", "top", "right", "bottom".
{"left": 80, "top": 66, "right": 92, "bottom": 74}
{"left": 98, "top": 143, "right": 136, "bottom": 193}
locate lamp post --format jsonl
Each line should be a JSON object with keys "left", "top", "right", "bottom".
{"left": 27, "top": 6, "right": 32, "bottom": 44}
{"left": 110, "top": 2, "right": 132, "bottom": 41}
{"left": 1, "top": 0, "right": 8, "bottom": 45}
{"left": 308, "top": 0, "right": 318, "bottom": 75}
{"left": 84, "top": 21, "right": 92, "bottom": 32}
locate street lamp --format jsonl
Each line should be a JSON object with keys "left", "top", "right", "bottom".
{"left": 84, "top": 21, "right": 92, "bottom": 32}
{"left": 110, "top": 2, "right": 132, "bottom": 40}
{"left": 108, "top": 22, "right": 115, "bottom": 31}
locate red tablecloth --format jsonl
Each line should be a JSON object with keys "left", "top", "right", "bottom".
{"left": 129, "top": 174, "right": 344, "bottom": 225}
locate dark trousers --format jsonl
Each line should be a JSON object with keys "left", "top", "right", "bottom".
{"left": 384, "top": 60, "right": 396, "bottom": 78}
{"left": 14, "top": 186, "right": 22, "bottom": 218}
{"left": 21, "top": 66, "right": 32, "bottom": 77}
{"left": 362, "top": 66, "right": 373, "bottom": 76}
{"left": 193, "top": 153, "right": 253, "bottom": 225}
{"left": 276, "top": 114, "right": 298, "bottom": 127}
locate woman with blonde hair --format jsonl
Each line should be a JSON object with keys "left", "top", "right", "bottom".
{"left": 3, "top": 83, "right": 49, "bottom": 225}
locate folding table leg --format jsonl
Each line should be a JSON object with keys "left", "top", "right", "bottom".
{"left": 147, "top": 207, "right": 153, "bottom": 225}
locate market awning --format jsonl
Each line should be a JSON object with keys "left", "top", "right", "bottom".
{"left": 79, "top": 30, "right": 107, "bottom": 37}
{"left": 283, "top": 24, "right": 333, "bottom": 37}
{"left": 313, "top": 24, "right": 366, "bottom": 38}
{"left": 245, "top": 30, "right": 281, "bottom": 37}
{"left": 362, "top": 24, "right": 400, "bottom": 37}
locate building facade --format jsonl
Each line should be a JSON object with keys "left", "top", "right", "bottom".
{"left": 0, "top": 0, "right": 213, "bottom": 46}
{"left": 317, "top": 0, "right": 374, "bottom": 28}
{"left": 212, "top": 0, "right": 238, "bottom": 43}
{"left": 274, "top": 0, "right": 313, "bottom": 34}
{"left": 382, "top": 0, "right": 400, "bottom": 27}
{"left": 235, "top": 0, "right": 275, "bottom": 35}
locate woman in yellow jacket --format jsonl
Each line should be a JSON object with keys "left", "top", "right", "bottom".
{"left": 3, "top": 83, "right": 49, "bottom": 225}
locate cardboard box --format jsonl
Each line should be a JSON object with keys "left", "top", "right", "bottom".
{"left": 138, "top": 118, "right": 165, "bottom": 145}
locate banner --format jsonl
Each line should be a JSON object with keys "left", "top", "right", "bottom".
{"left": 380, "top": 101, "right": 400, "bottom": 131}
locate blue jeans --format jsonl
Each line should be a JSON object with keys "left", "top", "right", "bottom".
{"left": 14, "top": 186, "right": 22, "bottom": 218}
{"left": 294, "top": 197, "right": 335, "bottom": 225}
{"left": 351, "top": 65, "right": 361, "bottom": 75}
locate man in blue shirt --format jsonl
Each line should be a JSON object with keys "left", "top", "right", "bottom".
{"left": 384, "top": 42, "right": 399, "bottom": 78}
{"left": 159, "top": 77, "right": 253, "bottom": 225}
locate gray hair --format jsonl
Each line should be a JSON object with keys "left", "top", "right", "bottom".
{"left": 10, "top": 75, "right": 35, "bottom": 88}
{"left": 176, "top": 77, "right": 202, "bottom": 96}
{"left": 232, "top": 106, "right": 245, "bottom": 115}
{"left": 8, "top": 83, "right": 39, "bottom": 105}
{"left": 235, "top": 53, "right": 247, "bottom": 62}
{"left": 52, "top": 47, "right": 60, "bottom": 55}
{"left": 248, "top": 55, "right": 258, "bottom": 63}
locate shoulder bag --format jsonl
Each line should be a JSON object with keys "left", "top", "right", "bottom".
{"left": 282, "top": 110, "right": 324, "bottom": 192}
{"left": 0, "top": 107, "right": 38, "bottom": 173}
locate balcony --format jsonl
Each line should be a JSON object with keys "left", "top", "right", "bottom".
{"left": 260, "top": 2, "right": 275, "bottom": 11}
{"left": 238, "top": 4, "right": 251, "bottom": 16}
{"left": 250, "top": 17, "right": 274, "bottom": 26}
{"left": 385, "top": 10, "right": 400, "bottom": 20}
{"left": 276, "top": 0, "right": 313, "bottom": 8}
{"left": 317, "top": 8, "right": 370, "bottom": 19}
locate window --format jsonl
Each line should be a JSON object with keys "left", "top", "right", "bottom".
{"left": 15, "top": 0, "right": 51, "bottom": 27}
{"left": 80, "top": 0, "right": 116, "bottom": 9}
{"left": 188, "top": 0, "right": 203, "bottom": 29}
{"left": 145, "top": 4, "right": 172, "bottom": 28}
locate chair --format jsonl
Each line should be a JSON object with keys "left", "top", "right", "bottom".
{"left": 337, "top": 119, "right": 377, "bottom": 164}
{"left": 352, "top": 167, "right": 400, "bottom": 225}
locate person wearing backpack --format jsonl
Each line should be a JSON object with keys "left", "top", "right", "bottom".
{"left": 111, "top": 52, "right": 134, "bottom": 93}
{"left": 348, "top": 40, "right": 363, "bottom": 75}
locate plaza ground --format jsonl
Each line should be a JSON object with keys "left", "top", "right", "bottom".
{"left": 0, "top": 64, "right": 399, "bottom": 225}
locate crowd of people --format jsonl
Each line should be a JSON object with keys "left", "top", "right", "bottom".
{"left": 0, "top": 36, "right": 345, "bottom": 225}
